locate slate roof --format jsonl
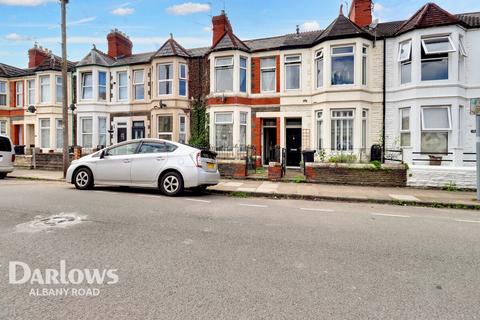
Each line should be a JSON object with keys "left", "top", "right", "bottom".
{"left": 211, "top": 31, "right": 250, "bottom": 52}
{"left": 0, "top": 63, "right": 31, "bottom": 78}
{"left": 456, "top": 12, "right": 480, "bottom": 27}
{"left": 153, "top": 37, "right": 190, "bottom": 58}
{"left": 316, "top": 12, "right": 373, "bottom": 42}
{"left": 33, "top": 54, "right": 76, "bottom": 72}
{"left": 77, "top": 48, "right": 115, "bottom": 67}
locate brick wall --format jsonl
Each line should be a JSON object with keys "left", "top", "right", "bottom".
{"left": 251, "top": 57, "right": 260, "bottom": 94}
{"left": 188, "top": 57, "right": 210, "bottom": 99}
{"left": 305, "top": 163, "right": 407, "bottom": 187}
{"left": 218, "top": 160, "right": 246, "bottom": 178}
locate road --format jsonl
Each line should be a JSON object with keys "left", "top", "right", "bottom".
{"left": 1, "top": 179, "right": 480, "bottom": 320}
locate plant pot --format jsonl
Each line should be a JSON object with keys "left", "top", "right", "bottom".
{"left": 428, "top": 155, "right": 442, "bottom": 166}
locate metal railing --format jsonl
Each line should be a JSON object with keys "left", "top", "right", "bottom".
{"left": 385, "top": 149, "right": 403, "bottom": 163}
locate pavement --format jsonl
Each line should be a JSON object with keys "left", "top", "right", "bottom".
{"left": 1, "top": 179, "right": 480, "bottom": 319}
{"left": 9, "top": 169, "right": 480, "bottom": 209}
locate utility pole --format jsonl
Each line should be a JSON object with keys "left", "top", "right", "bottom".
{"left": 61, "top": 0, "right": 69, "bottom": 178}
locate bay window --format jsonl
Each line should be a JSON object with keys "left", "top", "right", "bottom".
{"left": 40, "top": 75, "right": 50, "bottom": 103}
{"left": 285, "top": 54, "right": 301, "bottom": 90}
{"left": 117, "top": 71, "right": 128, "bottom": 100}
{"left": 421, "top": 36, "right": 454, "bottom": 81}
{"left": 179, "top": 64, "right": 187, "bottom": 97}
{"left": 215, "top": 57, "right": 233, "bottom": 92}
{"left": 28, "top": 79, "right": 35, "bottom": 105}
{"left": 316, "top": 111, "right": 323, "bottom": 150}
{"left": 261, "top": 57, "right": 276, "bottom": 92}
{"left": 214, "top": 113, "right": 233, "bottom": 150}
{"left": 240, "top": 57, "right": 247, "bottom": 93}
{"left": 399, "top": 108, "right": 411, "bottom": 147}
{"left": 421, "top": 106, "right": 451, "bottom": 154}
{"left": 315, "top": 50, "right": 324, "bottom": 88}
{"left": 40, "top": 118, "right": 50, "bottom": 149}
{"left": 16, "top": 81, "right": 23, "bottom": 107}
{"left": 158, "top": 64, "right": 173, "bottom": 95}
{"left": 55, "top": 76, "right": 62, "bottom": 103}
{"left": 398, "top": 40, "right": 412, "bottom": 84}
{"left": 331, "top": 46, "right": 354, "bottom": 85}
{"left": 240, "top": 112, "right": 247, "bottom": 149}
{"left": 157, "top": 115, "right": 173, "bottom": 140}
{"left": 81, "top": 73, "right": 92, "bottom": 100}
{"left": 98, "top": 117, "right": 107, "bottom": 147}
{"left": 179, "top": 115, "right": 186, "bottom": 144}
{"left": 98, "top": 71, "right": 107, "bottom": 101}
{"left": 80, "top": 117, "right": 93, "bottom": 148}
{"left": 362, "top": 46, "right": 368, "bottom": 85}
{"left": 331, "top": 110, "right": 354, "bottom": 151}
{"left": 55, "top": 119, "right": 63, "bottom": 149}
{"left": 0, "top": 81, "right": 6, "bottom": 106}
{"left": 133, "top": 70, "right": 144, "bottom": 100}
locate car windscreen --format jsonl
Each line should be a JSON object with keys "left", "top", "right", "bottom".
{"left": 0, "top": 137, "right": 12, "bottom": 152}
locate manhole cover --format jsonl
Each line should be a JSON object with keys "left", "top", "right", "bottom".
{"left": 16, "top": 213, "right": 86, "bottom": 233}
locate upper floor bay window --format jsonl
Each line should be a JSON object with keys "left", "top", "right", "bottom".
{"left": 421, "top": 36, "right": 455, "bottom": 81}
{"left": 16, "top": 81, "right": 23, "bottom": 107}
{"left": 0, "top": 81, "right": 6, "bottom": 106}
{"left": 398, "top": 40, "right": 412, "bottom": 84}
{"left": 214, "top": 113, "right": 233, "bottom": 150}
{"left": 133, "top": 70, "right": 144, "bottom": 100}
{"left": 421, "top": 106, "right": 451, "bottom": 154}
{"left": 158, "top": 115, "right": 173, "bottom": 140}
{"left": 331, "top": 46, "right": 354, "bottom": 85}
{"left": 158, "top": 64, "right": 173, "bottom": 95}
{"left": 55, "top": 76, "right": 62, "bottom": 103}
{"left": 240, "top": 57, "right": 247, "bottom": 93}
{"left": 40, "top": 75, "right": 50, "bottom": 103}
{"left": 399, "top": 108, "right": 411, "bottom": 147}
{"left": 362, "top": 46, "right": 368, "bottom": 85}
{"left": 98, "top": 72, "right": 107, "bottom": 101}
{"left": 331, "top": 110, "right": 354, "bottom": 151}
{"left": 285, "top": 55, "right": 301, "bottom": 90}
{"left": 315, "top": 50, "right": 324, "bottom": 88}
{"left": 316, "top": 111, "right": 323, "bottom": 150}
{"left": 261, "top": 57, "right": 276, "bottom": 92}
{"left": 458, "top": 35, "right": 467, "bottom": 81}
{"left": 179, "top": 64, "right": 187, "bottom": 97}
{"left": 215, "top": 57, "right": 233, "bottom": 92}
{"left": 117, "top": 71, "right": 128, "bottom": 101}
{"left": 28, "top": 79, "right": 35, "bottom": 105}
{"left": 81, "top": 72, "right": 92, "bottom": 100}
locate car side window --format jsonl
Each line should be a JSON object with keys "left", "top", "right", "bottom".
{"left": 138, "top": 142, "right": 178, "bottom": 154}
{"left": 0, "top": 137, "right": 12, "bottom": 152}
{"left": 106, "top": 142, "right": 139, "bottom": 156}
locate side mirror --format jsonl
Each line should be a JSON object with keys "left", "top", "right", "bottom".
{"left": 100, "top": 150, "right": 106, "bottom": 159}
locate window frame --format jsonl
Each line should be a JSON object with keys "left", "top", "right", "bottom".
{"left": 421, "top": 106, "right": 452, "bottom": 131}
{"left": 459, "top": 35, "right": 467, "bottom": 57}
{"left": 157, "top": 63, "right": 174, "bottom": 96}
{"left": 361, "top": 109, "right": 368, "bottom": 149}
{"left": 117, "top": 71, "right": 128, "bottom": 101}
{"left": 133, "top": 69, "right": 145, "bottom": 101}
{"left": 40, "top": 75, "right": 51, "bottom": 103}
{"left": 260, "top": 57, "right": 277, "bottom": 93}
{"left": 331, "top": 45, "right": 355, "bottom": 86}
{"left": 55, "top": 76, "right": 62, "bottom": 104}
{"left": 16, "top": 81, "right": 23, "bottom": 107}
{"left": 98, "top": 117, "right": 107, "bottom": 147}
{"left": 0, "top": 81, "right": 7, "bottom": 106}
{"left": 157, "top": 115, "right": 173, "bottom": 140}
{"left": 330, "top": 109, "right": 355, "bottom": 152}
{"left": 39, "top": 118, "right": 50, "bottom": 149}
{"left": 398, "top": 40, "right": 412, "bottom": 62}
{"left": 81, "top": 72, "right": 93, "bottom": 100}
{"left": 178, "top": 64, "right": 187, "bottom": 97}
{"left": 179, "top": 115, "right": 186, "bottom": 144}
{"left": 0, "top": 120, "right": 7, "bottom": 135}
{"left": 316, "top": 110, "right": 323, "bottom": 151}
{"left": 284, "top": 54, "right": 302, "bottom": 91}
{"left": 27, "top": 79, "right": 35, "bottom": 105}
{"left": 362, "top": 46, "right": 368, "bottom": 86}
{"left": 239, "top": 111, "right": 248, "bottom": 149}
{"left": 239, "top": 56, "right": 247, "bottom": 93}
{"left": 421, "top": 36, "right": 456, "bottom": 55}
{"left": 214, "top": 56, "right": 234, "bottom": 93}
{"left": 315, "top": 50, "right": 324, "bottom": 89}
{"left": 399, "top": 107, "right": 411, "bottom": 147}
{"left": 80, "top": 117, "right": 93, "bottom": 148}
{"left": 214, "top": 112, "right": 234, "bottom": 150}
{"left": 55, "top": 118, "right": 63, "bottom": 149}
{"left": 98, "top": 71, "right": 107, "bottom": 101}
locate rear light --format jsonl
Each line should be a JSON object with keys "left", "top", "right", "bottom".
{"left": 11, "top": 154, "right": 15, "bottom": 162}
{"left": 195, "top": 152, "right": 202, "bottom": 168}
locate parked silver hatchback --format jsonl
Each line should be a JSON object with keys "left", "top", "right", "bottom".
{"left": 0, "top": 135, "right": 15, "bottom": 179}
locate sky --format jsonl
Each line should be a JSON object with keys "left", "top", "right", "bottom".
{"left": 0, "top": 0, "right": 479, "bottom": 67}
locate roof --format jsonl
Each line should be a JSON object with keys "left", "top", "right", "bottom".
{"left": 153, "top": 36, "right": 190, "bottom": 58}
{"left": 211, "top": 31, "right": 250, "bottom": 52}
{"left": 0, "top": 63, "right": 31, "bottom": 78}
{"left": 315, "top": 12, "right": 373, "bottom": 42}
{"left": 77, "top": 48, "right": 115, "bottom": 67}
{"left": 456, "top": 11, "right": 480, "bottom": 27}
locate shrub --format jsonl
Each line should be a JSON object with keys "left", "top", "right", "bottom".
{"left": 370, "top": 160, "right": 382, "bottom": 170}
{"left": 442, "top": 181, "right": 459, "bottom": 192}
{"left": 328, "top": 153, "right": 357, "bottom": 163}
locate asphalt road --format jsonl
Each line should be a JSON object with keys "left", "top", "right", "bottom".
{"left": 1, "top": 180, "right": 480, "bottom": 320}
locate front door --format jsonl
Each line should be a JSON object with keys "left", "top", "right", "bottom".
{"left": 286, "top": 128, "right": 301, "bottom": 167}
{"left": 117, "top": 127, "right": 127, "bottom": 143}
{"left": 132, "top": 121, "right": 145, "bottom": 140}
{"left": 263, "top": 127, "right": 277, "bottom": 165}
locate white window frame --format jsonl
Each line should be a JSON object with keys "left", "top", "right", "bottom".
{"left": 27, "top": 79, "right": 35, "bottom": 105}
{"left": 0, "top": 81, "right": 7, "bottom": 106}
{"left": 157, "top": 115, "right": 173, "bottom": 140}
{"left": 80, "top": 117, "right": 93, "bottom": 148}
{"left": 316, "top": 110, "right": 323, "bottom": 150}
{"left": 421, "top": 36, "right": 456, "bottom": 55}
{"left": 98, "top": 117, "right": 107, "bottom": 147}
{"left": 284, "top": 54, "right": 301, "bottom": 91}
{"left": 55, "top": 118, "right": 63, "bottom": 149}
{"left": 81, "top": 72, "right": 93, "bottom": 100}
{"left": 331, "top": 109, "right": 355, "bottom": 152}
{"left": 361, "top": 109, "right": 368, "bottom": 149}
{"left": 178, "top": 64, "right": 187, "bottom": 97}
{"left": 133, "top": 69, "right": 144, "bottom": 100}
{"left": 239, "top": 111, "right": 248, "bottom": 149}
{"left": 55, "top": 76, "right": 62, "bottom": 103}
{"left": 214, "top": 56, "right": 234, "bottom": 93}
{"left": 117, "top": 71, "right": 128, "bottom": 101}
{"left": 331, "top": 46, "right": 355, "bottom": 86}
{"left": 0, "top": 120, "right": 7, "bottom": 135}
{"left": 40, "top": 118, "right": 50, "bottom": 149}
{"left": 40, "top": 75, "right": 50, "bottom": 103}
{"left": 239, "top": 57, "right": 247, "bottom": 93}
{"left": 362, "top": 46, "right": 368, "bottom": 86}
{"left": 98, "top": 71, "right": 107, "bottom": 101}
{"left": 315, "top": 50, "right": 324, "bottom": 89}
{"left": 421, "top": 106, "right": 452, "bottom": 131}
{"left": 398, "top": 40, "right": 412, "bottom": 62}
{"left": 179, "top": 115, "right": 186, "bottom": 144}
{"left": 399, "top": 108, "right": 411, "bottom": 147}
{"left": 214, "top": 112, "right": 234, "bottom": 150}
{"left": 459, "top": 36, "right": 467, "bottom": 57}
{"left": 260, "top": 57, "right": 276, "bottom": 93}
{"left": 16, "top": 81, "right": 23, "bottom": 107}
{"left": 158, "top": 63, "right": 173, "bottom": 96}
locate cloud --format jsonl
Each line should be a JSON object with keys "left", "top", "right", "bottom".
{"left": 5, "top": 33, "right": 32, "bottom": 42}
{"left": 202, "top": 26, "right": 211, "bottom": 32}
{"left": 166, "top": 2, "right": 210, "bottom": 16}
{"left": 0, "top": 0, "right": 55, "bottom": 5}
{"left": 112, "top": 7, "right": 135, "bottom": 16}
{"left": 69, "top": 17, "right": 96, "bottom": 26}
{"left": 300, "top": 20, "right": 320, "bottom": 32}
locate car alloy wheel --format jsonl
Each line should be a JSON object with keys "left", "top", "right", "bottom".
{"left": 74, "top": 168, "right": 93, "bottom": 190}
{"left": 160, "top": 172, "right": 183, "bottom": 196}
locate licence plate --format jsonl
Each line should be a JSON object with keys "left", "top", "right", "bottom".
{"left": 207, "top": 163, "right": 215, "bottom": 169}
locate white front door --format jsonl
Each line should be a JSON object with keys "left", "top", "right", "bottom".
{"left": 95, "top": 142, "right": 140, "bottom": 185}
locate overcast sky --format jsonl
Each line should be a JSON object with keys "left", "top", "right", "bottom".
{"left": 0, "top": 0, "right": 479, "bottom": 67}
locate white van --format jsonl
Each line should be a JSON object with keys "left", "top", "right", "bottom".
{"left": 0, "top": 135, "right": 15, "bottom": 179}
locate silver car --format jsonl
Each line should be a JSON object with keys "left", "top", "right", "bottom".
{"left": 0, "top": 135, "right": 15, "bottom": 179}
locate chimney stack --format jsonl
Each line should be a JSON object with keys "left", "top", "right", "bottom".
{"left": 107, "top": 29, "right": 133, "bottom": 59}
{"left": 28, "top": 43, "right": 51, "bottom": 68}
{"left": 212, "top": 10, "right": 232, "bottom": 46}
{"left": 349, "top": 0, "right": 373, "bottom": 27}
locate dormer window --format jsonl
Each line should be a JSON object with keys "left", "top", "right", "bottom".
{"left": 158, "top": 64, "right": 173, "bottom": 95}
{"left": 331, "top": 46, "right": 354, "bottom": 85}
{"left": 421, "top": 36, "right": 454, "bottom": 81}
{"left": 81, "top": 73, "right": 92, "bottom": 100}
{"left": 315, "top": 50, "right": 324, "bottom": 88}
{"left": 398, "top": 40, "right": 412, "bottom": 84}
{"left": 285, "top": 54, "right": 301, "bottom": 90}
{"left": 215, "top": 57, "right": 234, "bottom": 93}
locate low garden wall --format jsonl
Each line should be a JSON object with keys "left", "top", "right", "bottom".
{"left": 217, "top": 160, "right": 246, "bottom": 178}
{"left": 407, "top": 165, "right": 476, "bottom": 189}
{"left": 305, "top": 163, "right": 407, "bottom": 187}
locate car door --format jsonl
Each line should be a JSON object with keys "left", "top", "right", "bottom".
{"left": 94, "top": 142, "right": 140, "bottom": 185}
{"left": 130, "top": 141, "right": 176, "bottom": 186}
{"left": 0, "top": 136, "right": 13, "bottom": 170}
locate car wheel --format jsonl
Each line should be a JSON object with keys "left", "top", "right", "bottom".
{"left": 0, "top": 173, "right": 6, "bottom": 179}
{"left": 73, "top": 168, "right": 94, "bottom": 190}
{"left": 160, "top": 172, "right": 183, "bottom": 196}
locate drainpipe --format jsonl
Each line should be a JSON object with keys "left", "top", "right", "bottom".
{"left": 70, "top": 72, "right": 75, "bottom": 147}
{"left": 382, "top": 38, "right": 386, "bottom": 163}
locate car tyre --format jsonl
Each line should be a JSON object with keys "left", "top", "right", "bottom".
{"left": 160, "top": 171, "right": 183, "bottom": 196}
{"left": 73, "top": 168, "right": 94, "bottom": 190}
{"left": 0, "top": 173, "right": 6, "bottom": 179}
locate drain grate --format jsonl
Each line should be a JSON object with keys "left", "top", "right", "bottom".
{"left": 16, "top": 213, "right": 86, "bottom": 233}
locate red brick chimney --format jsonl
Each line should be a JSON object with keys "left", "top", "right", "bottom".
{"left": 28, "top": 44, "right": 51, "bottom": 68}
{"left": 107, "top": 29, "right": 133, "bottom": 59}
{"left": 212, "top": 10, "right": 232, "bottom": 46}
{"left": 349, "top": 0, "right": 373, "bottom": 27}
